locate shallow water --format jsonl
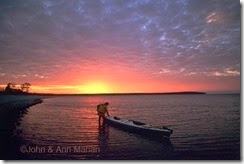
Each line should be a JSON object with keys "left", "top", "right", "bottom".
{"left": 18, "top": 94, "right": 240, "bottom": 160}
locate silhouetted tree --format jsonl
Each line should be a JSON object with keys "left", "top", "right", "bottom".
{"left": 21, "top": 82, "right": 31, "bottom": 93}
{"left": 5, "top": 83, "right": 16, "bottom": 93}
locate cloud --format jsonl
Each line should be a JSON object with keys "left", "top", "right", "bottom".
{"left": 0, "top": 0, "right": 240, "bottom": 91}
{"left": 210, "top": 69, "right": 240, "bottom": 77}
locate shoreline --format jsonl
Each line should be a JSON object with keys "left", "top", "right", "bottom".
{"left": 0, "top": 95, "right": 46, "bottom": 159}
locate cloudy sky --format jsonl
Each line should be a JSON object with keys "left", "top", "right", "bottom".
{"left": 0, "top": 0, "right": 240, "bottom": 93}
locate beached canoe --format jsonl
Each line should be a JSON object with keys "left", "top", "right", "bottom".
{"left": 104, "top": 116, "right": 173, "bottom": 139}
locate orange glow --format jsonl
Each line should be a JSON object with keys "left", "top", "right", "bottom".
{"left": 1, "top": 78, "right": 239, "bottom": 94}
{"left": 80, "top": 82, "right": 110, "bottom": 94}
{"left": 1, "top": 71, "right": 240, "bottom": 94}
{"left": 0, "top": 58, "right": 240, "bottom": 94}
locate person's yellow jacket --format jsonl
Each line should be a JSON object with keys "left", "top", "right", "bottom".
{"left": 98, "top": 104, "right": 107, "bottom": 114}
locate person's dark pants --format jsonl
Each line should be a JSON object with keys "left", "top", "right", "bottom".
{"left": 98, "top": 112, "right": 105, "bottom": 126}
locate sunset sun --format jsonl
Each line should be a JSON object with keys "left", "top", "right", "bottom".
{"left": 81, "top": 82, "right": 110, "bottom": 94}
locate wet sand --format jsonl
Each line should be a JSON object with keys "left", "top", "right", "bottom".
{"left": 0, "top": 95, "right": 46, "bottom": 159}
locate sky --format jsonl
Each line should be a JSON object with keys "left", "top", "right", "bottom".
{"left": 0, "top": 0, "right": 241, "bottom": 94}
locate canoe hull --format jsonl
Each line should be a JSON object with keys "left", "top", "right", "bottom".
{"left": 104, "top": 116, "right": 173, "bottom": 139}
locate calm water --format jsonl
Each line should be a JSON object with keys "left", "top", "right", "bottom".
{"left": 18, "top": 94, "right": 240, "bottom": 160}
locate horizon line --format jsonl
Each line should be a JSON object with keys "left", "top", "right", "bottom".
{"left": 1, "top": 90, "right": 241, "bottom": 96}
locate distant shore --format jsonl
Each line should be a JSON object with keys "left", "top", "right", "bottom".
{"left": 10, "top": 91, "right": 206, "bottom": 96}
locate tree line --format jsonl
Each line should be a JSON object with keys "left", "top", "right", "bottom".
{"left": 0, "top": 82, "right": 31, "bottom": 95}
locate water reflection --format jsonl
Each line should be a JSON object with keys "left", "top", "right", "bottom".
{"left": 96, "top": 121, "right": 175, "bottom": 160}
{"left": 97, "top": 124, "right": 109, "bottom": 159}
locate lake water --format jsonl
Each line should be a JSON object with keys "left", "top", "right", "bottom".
{"left": 17, "top": 94, "right": 240, "bottom": 160}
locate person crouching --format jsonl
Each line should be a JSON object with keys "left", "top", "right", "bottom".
{"left": 97, "top": 102, "right": 110, "bottom": 126}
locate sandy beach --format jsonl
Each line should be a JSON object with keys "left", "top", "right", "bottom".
{"left": 0, "top": 95, "right": 47, "bottom": 159}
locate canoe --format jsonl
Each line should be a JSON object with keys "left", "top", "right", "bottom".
{"left": 104, "top": 116, "right": 173, "bottom": 139}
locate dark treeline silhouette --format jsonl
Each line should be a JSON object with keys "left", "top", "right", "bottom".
{"left": 0, "top": 82, "right": 31, "bottom": 95}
